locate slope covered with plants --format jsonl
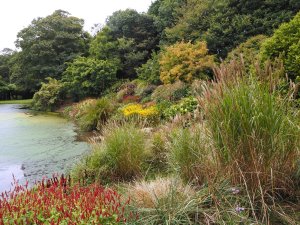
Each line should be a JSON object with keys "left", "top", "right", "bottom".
{"left": 1, "top": 1, "right": 300, "bottom": 224}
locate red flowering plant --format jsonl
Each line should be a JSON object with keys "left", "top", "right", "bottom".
{"left": 0, "top": 175, "right": 136, "bottom": 225}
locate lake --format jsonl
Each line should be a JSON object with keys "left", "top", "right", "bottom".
{"left": 0, "top": 104, "right": 90, "bottom": 193}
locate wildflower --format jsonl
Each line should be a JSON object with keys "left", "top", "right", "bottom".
{"left": 230, "top": 187, "right": 240, "bottom": 194}
{"left": 235, "top": 206, "right": 245, "bottom": 213}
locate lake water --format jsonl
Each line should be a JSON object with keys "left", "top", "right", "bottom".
{"left": 0, "top": 104, "right": 90, "bottom": 193}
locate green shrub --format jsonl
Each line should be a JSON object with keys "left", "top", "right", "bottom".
{"left": 136, "top": 52, "right": 161, "bottom": 85}
{"left": 32, "top": 78, "right": 64, "bottom": 111}
{"left": 261, "top": 12, "right": 300, "bottom": 80}
{"left": 226, "top": 35, "right": 267, "bottom": 66}
{"left": 163, "top": 97, "right": 198, "bottom": 119}
{"left": 204, "top": 78, "right": 300, "bottom": 194}
{"left": 72, "top": 123, "right": 148, "bottom": 183}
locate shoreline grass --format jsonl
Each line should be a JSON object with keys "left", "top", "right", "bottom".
{"left": 0, "top": 99, "right": 32, "bottom": 104}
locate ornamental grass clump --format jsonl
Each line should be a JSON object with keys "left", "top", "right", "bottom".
{"left": 167, "top": 126, "right": 214, "bottom": 184}
{"left": 73, "top": 122, "right": 148, "bottom": 183}
{"left": 0, "top": 176, "right": 135, "bottom": 225}
{"left": 77, "top": 97, "right": 115, "bottom": 131}
{"left": 64, "top": 98, "right": 115, "bottom": 131}
{"left": 128, "top": 178, "right": 255, "bottom": 224}
{"left": 202, "top": 67, "right": 300, "bottom": 195}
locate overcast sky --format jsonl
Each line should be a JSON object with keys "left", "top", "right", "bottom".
{"left": 0, "top": 0, "right": 154, "bottom": 50}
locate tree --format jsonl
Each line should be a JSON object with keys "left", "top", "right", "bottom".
{"left": 90, "top": 9, "right": 159, "bottom": 79}
{"left": 12, "top": 10, "right": 90, "bottom": 95}
{"left": 0, "top": 49, "right": 17, "bottom": 99}
{"left": 165, "top": 0, "right": 300, "bottom": 58}
{"left": 32, "top": 78, "right": 65, "bottom": 111}
{"left": 62, "top": 57, "right": 117, "bottom": 99}
{"left": 261, "top": 12, "right": 300, "bottom": 80}
{"left": 148, "top": 0, "right": 185, "bottom": 41}
{"left": 159, "top": 41, "right": 214, "bottom": 84}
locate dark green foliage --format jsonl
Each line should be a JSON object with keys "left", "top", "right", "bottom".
{"left": 90, "top": 9, "right": 159, "bottom": 79}
{"left": 261, "top": 12, "right": 300, "bottom": 80}
{"left": 0, "top": 49, "right": 17, "bottom": 99}
{"left": 136, "top": 52, "right": 161, "bottom": 85}
{"left": 62, "top": 57, "right": 117, "bottom": 100}
{"left": 148, "top": 0, "right": 185, "bottom": 41}
{"left": 226, "top": 35, "right": 267, "bottom": 64}
{"left": 32, "top": 78, "right": 64, "bottom": 111}
{"left": 165, "top": 0, "right": 300, "bottom": 58}
{"left": 106, "top": 9, "right": 158, "bottom": 52}
{"left": 12, "top": 10, "right": 90, "bottom": 94}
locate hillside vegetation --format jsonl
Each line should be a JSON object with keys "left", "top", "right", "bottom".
{"left": 1, "top": 1, "right": 300, "bottom": 224}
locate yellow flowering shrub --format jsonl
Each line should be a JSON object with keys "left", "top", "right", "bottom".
{"left": 159, "top": 41, "right": 214, "bottom": 84}
{"left": 122, "top": 104, "right": 158, "bottom": 117}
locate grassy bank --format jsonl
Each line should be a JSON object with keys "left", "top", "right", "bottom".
{"left": 0, "top": 99, "right": 32, "bottom": 104}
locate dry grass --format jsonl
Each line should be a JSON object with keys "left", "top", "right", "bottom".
{"left": 128, "top": 177, "right": 195, "bottom": 209}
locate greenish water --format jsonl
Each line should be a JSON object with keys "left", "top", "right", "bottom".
{"left": 0, "top": 104, "right": 90, "bottom": 192}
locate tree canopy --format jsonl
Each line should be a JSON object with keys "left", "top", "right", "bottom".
{"left": 90, "top": 9, "right": 159, "bottom": 79}
{"left": 165, "top": 0, "right": 300, "bottom": 58}
{"left": 12, "top": 10, "right": 90, "bottom": 94}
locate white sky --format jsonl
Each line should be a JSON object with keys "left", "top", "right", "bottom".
{"left": 0, "top": 0, "right": 154, "bottom": 50}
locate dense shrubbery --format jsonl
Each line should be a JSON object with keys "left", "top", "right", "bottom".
{"left": 63, "top": 57, "right": 117, "bottom": 100}
{"left": 226, "top": 35, "right": 267, "bottom": 65}
{"left": 261, "top": 11, "right": 300, "bottom": 80}
{"left": 32, "top": 78, "right": 64, "bottom": 111}
{"left": 136, "top": 52, "right": 161, "bottom": 85}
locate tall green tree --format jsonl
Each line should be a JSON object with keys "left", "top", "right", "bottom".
{"left": 0, "top": 48, "right": 17, "bottom": 99}
{"left": 12, "top": 10, "right": 90, "bottom": 95}
{"left": 62, "top": 57, "right": 117, "bottom": 100}
{"left": 90, "top": 9, "right": 159, "bottom": 79}
{"left": 148, "top": 0, "right": 185, "bottom": 41}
